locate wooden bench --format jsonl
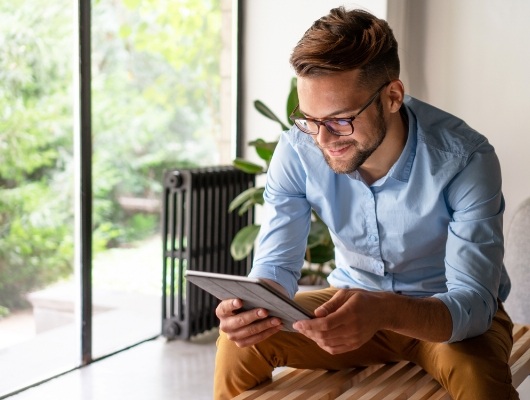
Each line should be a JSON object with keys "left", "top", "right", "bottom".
{"left": 234, "top": 324, "right": 530, "bottom": 399}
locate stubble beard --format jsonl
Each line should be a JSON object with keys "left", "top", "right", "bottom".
{"left": 320, "top": 101, "right": 387, "bottom": 175}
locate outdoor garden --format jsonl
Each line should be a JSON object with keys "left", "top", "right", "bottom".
{"left": 0, "top": 0, "right": 222, "bottom": 326}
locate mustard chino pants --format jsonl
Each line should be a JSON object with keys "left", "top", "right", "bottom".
{"left": 214, "top": 288, "right": 519, "bottom": 400}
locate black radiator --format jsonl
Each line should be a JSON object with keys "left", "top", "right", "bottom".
{"left": 161, "top": 166, "right": 255, "bottom": 339}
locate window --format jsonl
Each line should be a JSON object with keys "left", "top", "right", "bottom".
{"left": 0, "top": 0, "right": 233, "bottom": 395}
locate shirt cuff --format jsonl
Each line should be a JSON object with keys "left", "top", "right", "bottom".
{"left": 433, "top": 290, "right": 495, "bottom": 342}
{"left": 248, "top": 264, "right": 300, "bottom": 298}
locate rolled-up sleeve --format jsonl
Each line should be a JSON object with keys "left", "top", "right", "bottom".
{"left": 433, "top": 143, "right": 504, "bottom": 342}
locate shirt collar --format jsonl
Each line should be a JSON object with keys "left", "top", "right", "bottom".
{"left": 387, "top": 99, "right": 417, "bottom": 183}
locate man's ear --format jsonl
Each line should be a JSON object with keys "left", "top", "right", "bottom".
{"left": 386, "top": 80, "right": 405, "bottom": 113}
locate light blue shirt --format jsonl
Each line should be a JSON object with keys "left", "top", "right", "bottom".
{"left": 249, "top": 95, "right": 511, "bottom": 342}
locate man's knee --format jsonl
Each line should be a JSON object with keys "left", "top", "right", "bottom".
{"left": 424, "top": 342, "right": 516, "bottom": 399}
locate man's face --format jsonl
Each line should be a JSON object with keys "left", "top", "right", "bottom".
{"left": 296, "top": 70, "right": 387, "bottom": 174}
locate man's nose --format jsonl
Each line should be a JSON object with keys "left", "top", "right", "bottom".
{"left": 315, "top": 123, "right": 337, "bottom": 146}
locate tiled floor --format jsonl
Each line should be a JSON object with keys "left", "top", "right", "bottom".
{"left": 5, "top": 331, "right": 218, "bottom": 400}
{"left": 5, "top": 330, "right": 530, "bottom": 400}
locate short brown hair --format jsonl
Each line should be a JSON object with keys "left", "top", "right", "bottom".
{"left": 290, "top": 7, "right": 399, "bottom": 89}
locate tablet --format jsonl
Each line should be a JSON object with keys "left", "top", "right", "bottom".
{"left": 185, "top": 270, "right": 314, "bottom": 332}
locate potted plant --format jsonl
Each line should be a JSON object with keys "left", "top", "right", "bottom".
{"left": 229, "top": 78, "right": 335, "bottom": 286}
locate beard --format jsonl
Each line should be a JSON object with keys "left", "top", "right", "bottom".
{"left": 319, "top": 99, "right": 387, "bottom": 174}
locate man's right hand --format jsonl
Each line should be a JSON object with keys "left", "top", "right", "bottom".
{"left": 215, "top": 298, "right": 283, "bottom": 347}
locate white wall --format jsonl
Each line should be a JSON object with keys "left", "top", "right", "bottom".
{"left": 387, "top": 0, "right": 530, "bottom": 229}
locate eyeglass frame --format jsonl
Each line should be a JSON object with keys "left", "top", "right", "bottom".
{"left": 289, "top": 81, "right": 391, "bottom": 136}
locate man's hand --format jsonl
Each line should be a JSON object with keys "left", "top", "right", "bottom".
{"left": 292, "top": 289, "right": 452, "bottom": 355}
{"left": 216, "top": 298, "right": 282, "bottom": 347}
{"left": 292, "top": 289, "right": 380, "bottom": 354}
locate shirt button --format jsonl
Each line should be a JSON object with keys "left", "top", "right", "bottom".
{"left": 369, "top": 234, "right": 378, "bottom": 242}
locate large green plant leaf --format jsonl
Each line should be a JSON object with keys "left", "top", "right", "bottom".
{"left": 286, "top": 77, "right": 298, "bottom": 124}
{"left": 254, "top": 100, "right": 290, "bottom": 131}
{"left": 233, "top": 158, "right": 264, "bottom": 174}
{"left": 306, "top": 244, "right": 335, "bottom": 265}
{"left": 230, "top": 224, "right": 261, "bottom": 261}
{"left": 228, "top": 187, "right": 264, "bottom": 214}
{"left": 307, "top": 219, "right": 331, "bottom": 248}
{"left": 306, "top": 217, "right": 334, "bottom": 264}
{"left": 249, "top": 139, "right": 277, "bottom": 165}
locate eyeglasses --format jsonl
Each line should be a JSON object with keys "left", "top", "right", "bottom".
{"left": 289, "top": 81, "right": 390, "bottom": 136}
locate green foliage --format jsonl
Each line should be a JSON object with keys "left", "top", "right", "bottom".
{"left": 228, "top": 187, "right": 265, "bottom": 216}
{"left": 0, "top": 182, "right": 73, "bottom": 308}
{"left": 286, "top": 77, "right": 299, "bottom": 124}
{"left": 0, "top": 0, "right": 222, "bottom": 310}
{"left": 254, "top": 100, "right": 290, "bottom": 131}
{"left": 229, "top": 79, "right": 335, "bottom": 284}
{"left": 230, "top": 225, "right": 261, "bottom": 261}
{"left": 252, "top": 77, "right": 298, "bottom": 131}
{"left": 0, "top": 0, "right": 75, "bottom": 309}
{"left": 89, "top": 0, "right": 223, "bottom": 252}
{"left": 0, "top": 306, "right": 9, "bottom": 319}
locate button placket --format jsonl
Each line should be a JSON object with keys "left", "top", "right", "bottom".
{"left": 364, "top": 188, "right": 384, "bottom": 275}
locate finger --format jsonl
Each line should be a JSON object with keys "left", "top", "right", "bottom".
{"left": 298, "top": 323, "right": 349, "bottom": 337}
{"left": 220, "top": 308, "right": 279, "bottom": 333}
{"left": 294, "top": 329, "right": 350, "bottom": 353}
{"left": 293, "top": 313, "right": 343, "bottom": 331}
{"left": 304, "top": 331, "right": 364, "bottom": 354}
{"left": 314, "top": 290, "right": 351, "bottom": 317}
{"left": 216, "top": 298, "right": 243, "bottom": 318}
{"left": 232, "top": 321, "right": 283, "bottom": 347}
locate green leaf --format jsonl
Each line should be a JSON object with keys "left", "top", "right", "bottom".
{"left": 233, "top": 158, "right": 264, "bottom": 174}
{"left": 249, "top": 139, "right": 277, "bottom": 164}
{"left": 237, "top": 193, "right": 265, "bottom": 216}
{"left": 118, "top": 24, "right": 132, "bottom": 39}
{"left": 305, "top": 244, "right": 335, "bottom": 264}
{"left": 236, "top": 199, "right": 254, "bottom": 216}
{"left": 122, "top": 0, "right": 141, "bottom": 7}
{"left": 230, "top": 224, "right": 261, "bottom": 260}
{"left": 306, "top": 217, "right": 334, "bottom": 264}
{"left": 228, "top": 187, "right": 264, "bottom": 213}
{"left": 0, "top": 306, "right": 10, "bottom": 318}
{"left": 286, "top": 77, "right": 298, "bottom": 124}
{"left": 254, "top": 100, "right": 290, "bottom": 131}
{"left": 307, "top": 219, "right": 331, "bottom": 248}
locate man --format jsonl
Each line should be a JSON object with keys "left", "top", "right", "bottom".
{"left": 214, "top": 7, "right": 517, "bottom": 399}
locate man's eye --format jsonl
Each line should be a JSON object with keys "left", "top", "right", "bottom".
{"left": 297, "top": 119, "right": 310, "bottom": 128}
{"left": 335, "top": 119, "right": 351, "bottom": 126}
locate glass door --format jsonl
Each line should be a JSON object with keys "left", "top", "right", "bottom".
{"left": 89, "top": 0, "right": 226, "bottom": 357}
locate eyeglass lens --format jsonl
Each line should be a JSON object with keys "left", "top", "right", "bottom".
{"left": 295, "top": 119, "right": 352, "bottom": 136}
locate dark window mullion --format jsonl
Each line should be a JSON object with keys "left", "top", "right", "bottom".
{"left": 78, "top": 0, "right": 93, "bottom": 366}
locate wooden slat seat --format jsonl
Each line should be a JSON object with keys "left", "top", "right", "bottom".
{"left": 234, "top": 324, "right": 530, "bottom": 400}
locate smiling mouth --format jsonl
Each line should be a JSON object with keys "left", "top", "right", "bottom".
{"left": 324, "top": 143, "right": 354, "bottom": 157}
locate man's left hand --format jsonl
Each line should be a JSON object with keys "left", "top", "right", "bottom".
{"left": 292, "top": 289, "right": 384, "bottom": 354}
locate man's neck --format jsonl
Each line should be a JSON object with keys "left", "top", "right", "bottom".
{"left": 358, "top": 109, "right": 408, "bottom": 185}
